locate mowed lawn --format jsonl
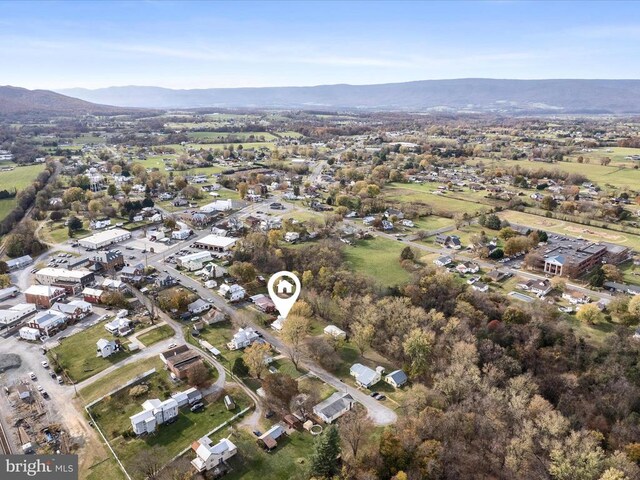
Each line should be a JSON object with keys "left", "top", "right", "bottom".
{"left": 137, "top": 324, "right": 175, "bottom": 346}
{"left": 498, "top": 210, "right": 640, "bottom": 250}
{"left": 344, "top": 237, "right": 411, "bottom": 286}
{"left": 222, "top": 430, "right": 315, "bottom": 480}
{"left": 49, "top": 320, "right": 135, "bottom": 382}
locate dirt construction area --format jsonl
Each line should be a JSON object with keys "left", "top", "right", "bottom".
{"left": 0, "top": 344, "right": 108, "bottom": 476}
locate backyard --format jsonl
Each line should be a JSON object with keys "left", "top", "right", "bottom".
{"left": 48, "top": 319, "right": 135, "bottom": 382}
{"left": 90, "top": 367, "right": 250, "bottom": 479}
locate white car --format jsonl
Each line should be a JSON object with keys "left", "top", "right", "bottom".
{"left": 37, "top": 385, "right": 44, "bottom": 392}
{"left": 29, "top": 372, "right": 37, "bottom": 380}
{"left": 168, "top": 343, "right": 177, "bottom": 349}
{"left": 41, "top": 361, "right": 49, "bottom": 368}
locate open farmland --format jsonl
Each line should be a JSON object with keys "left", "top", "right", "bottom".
{"left": 498, "top": 210, "right": 640, "bottom": 250}
{"left": 0, "top": 164, "right": 46, "bottom": 221}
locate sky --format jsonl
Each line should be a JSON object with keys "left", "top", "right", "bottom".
{"left": 1, "top": 0, "right": 640, "bottom": 90}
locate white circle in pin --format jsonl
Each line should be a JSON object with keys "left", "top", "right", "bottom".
{"left": 267, "top": 271, "right": 301, "bottom": 319}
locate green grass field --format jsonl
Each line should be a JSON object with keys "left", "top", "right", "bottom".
{"left": 137, "top": 324, "right": 175, "bottom": 347}
{"left": 0, "top": 164, "right": 46, "bottom": 190}
{"left": 498, "top": 210, "right": 640, "bottom": 250}
{"left": 49, "top": 320, "right": 135, "bottom": 382}
{"left": 344, "top": 237, "right": 411, "bottom": 286}
{"left": 0, "top": 164, "right": 46, "bottom": 221}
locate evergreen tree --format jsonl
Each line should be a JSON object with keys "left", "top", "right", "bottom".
{"left": 310, "top": 425, "right": 341, "bottom": 478}
{"left": 400, "top": 246, "right": 415, "bottom": 261}
{"left": 231, "top": 357, "right": 249, "bottom": 377}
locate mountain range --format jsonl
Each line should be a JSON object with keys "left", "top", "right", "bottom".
{"left": 0, "top": 85, "right": 141, "bottom": 116}
{"left": 58, "top": 79, "right": 640, "bottom": 114}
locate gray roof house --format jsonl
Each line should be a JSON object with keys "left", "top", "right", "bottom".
{"left": 313, "top": 392, "right": 355, "bottom": 423}
{"left": 385, "top": 370, "right": 408, "bottom": 388}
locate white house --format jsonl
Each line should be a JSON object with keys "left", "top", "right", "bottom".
{"left": 218, "top": 284, "right": 246, "bottom": 302}
{"left": 456, "top": 262, "right": 479, "bottom": 274}
{"left": 188, "top": 299, "right": 211, "bottom": 314}
{"left": 227, "top": 327, "right": 260, "bottom": 350}
{"left": 90, "top": 218, "right": 111, "bottom": 230}
{"left": 96, "top": 338, "right": 119, "bottom": 358}
{"left": 271, "top": 316, "right": 285, "bottom": 331}
{"left": 434, "top": 256, "right": 452, "bottom": 267}
{"left": 562, "top": 289, "right": 591, "bottom": 305}
{"left": 284, "top": 231, "right": 300, "bottom": 243}
{"left": 191, "top": 437, "right": 237, "bottom": 473}
{"left": 350, "top": 363, "right": 383, "bottom": 388}
{"left": 324, "top": 325, "right": 347, "bottom": 340}
{"left": 385, "top": 370, "right": 408, "bottom": 388}
{"left": 130, "top": 398, "right": 179, "bottom": 435}
{"left": 313, "top": 392, "right": 356, "bottom": 424}
{"left": 171, "top": 387, "right": 202, "bottom": 407}
{"left": 472, "top": 282, "right": 489, "bottom": 293}
{"left": 104, "top": 317, "right": 133, "bottom": 336}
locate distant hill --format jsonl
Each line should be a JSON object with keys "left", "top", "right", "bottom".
{"left": 0, "top": 86, "right": 143, "bottom": 117}
{"left": 59, "top": 79, "right": 640, "bottom": 114}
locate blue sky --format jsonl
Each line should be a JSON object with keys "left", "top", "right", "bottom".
{"left": 1, "top": 0, "right": 640, "bottom": 89}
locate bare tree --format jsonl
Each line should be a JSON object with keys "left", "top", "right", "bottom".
{"left": 339, "top": 407, "right": 373, "bottom": 461}
{"left": 131, "top": 446, "right": 167, "bottom": 479}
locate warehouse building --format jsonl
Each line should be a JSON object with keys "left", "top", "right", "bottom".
{"left": 192, "top": 234, "right": 238, "bottom": 253}
{"left": 5, "top": 255, "right": 33, "bottom": 271}
{"left": 78, "top": 228, "right": 131, "bottom": 250}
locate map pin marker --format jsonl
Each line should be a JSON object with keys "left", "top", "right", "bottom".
{"left": 267, "top": 271, "right": 301, "bottom": 319}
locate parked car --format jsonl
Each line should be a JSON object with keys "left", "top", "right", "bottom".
{"left": 190, "top": 402, "right": 204, "bottom": 412}
{"left": 56, "top": 375, "right": 63, "bottom": 384}
{"left": 41, "top": 361, "right": 49, "bottom": 368}
{"left": 42, "top": 391, "right": 49, "bottom": 399}
{"left": 29, "top": 372, "right": 36, "bottom": 380}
